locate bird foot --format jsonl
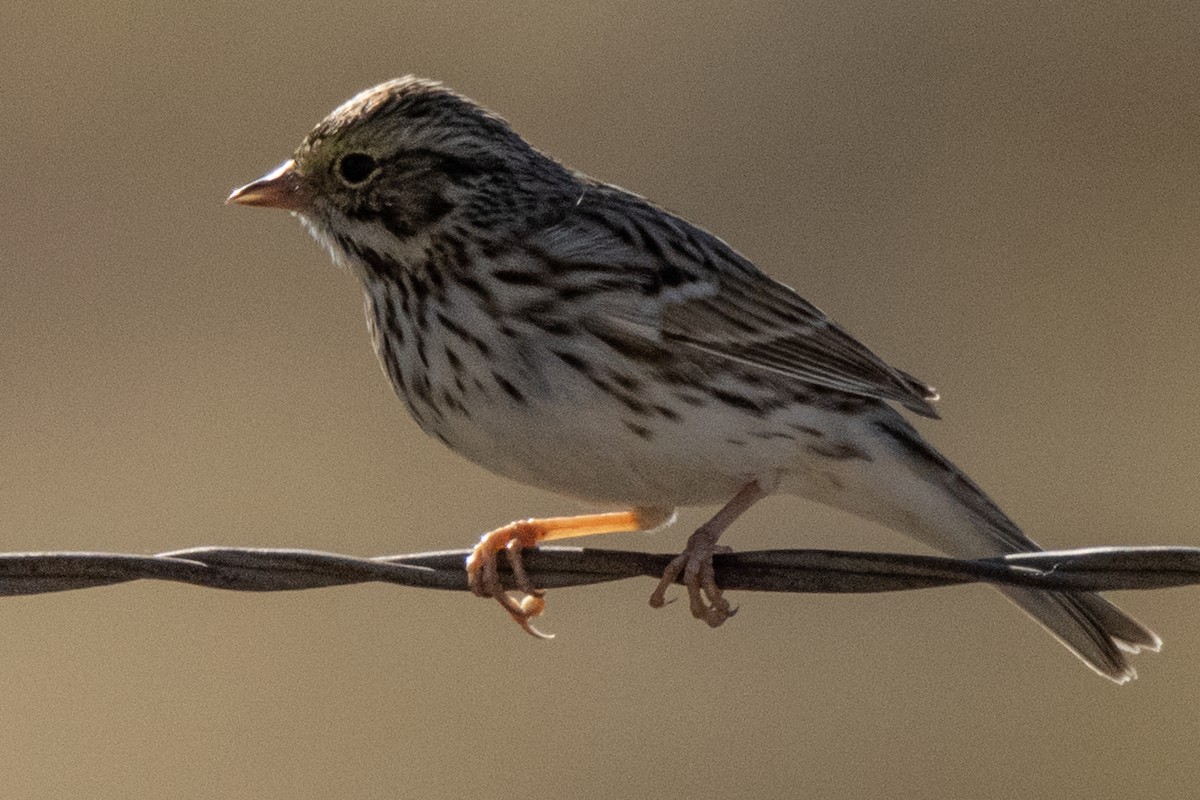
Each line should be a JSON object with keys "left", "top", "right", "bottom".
{"left": 465, "top": 521, "right": 553, "bottom": 639}
{"left": 464, "top": 509, "right": 661, "bottom": 637}
{"left": 648, "top": 533, "right": 736, "bottom": 627}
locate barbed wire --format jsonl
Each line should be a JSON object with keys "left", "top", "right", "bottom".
{"left": 1, "top": 543, "right": 1198, "bottom": 598}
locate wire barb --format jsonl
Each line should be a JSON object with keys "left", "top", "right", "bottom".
{"left": 0, "top": 544, "right": 1198, "bottom": 598}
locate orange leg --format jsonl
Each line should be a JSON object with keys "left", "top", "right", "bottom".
{"left": 466, "top": 507, "right": 674, "bottom": 637}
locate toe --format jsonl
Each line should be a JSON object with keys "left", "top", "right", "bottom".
{"left": 649, "top": 553, "right": 687, "bottom": 609}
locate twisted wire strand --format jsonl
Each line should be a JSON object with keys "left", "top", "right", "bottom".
{"left": 1, "top": 544, "right": 1197, "bottom": 598}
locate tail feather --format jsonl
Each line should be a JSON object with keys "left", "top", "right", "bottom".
{"left": 1001, "top": 587, "right": 1160, "bottom": 683}
{"left": 834, "top": 413, "right": 1162, "bottom": 682}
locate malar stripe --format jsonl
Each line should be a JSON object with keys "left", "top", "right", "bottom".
{"left": 356, "top": 244, "right": 405, "bottom": 282}
{"left": 378, "top": 213, "right": 419, "bottom": 241}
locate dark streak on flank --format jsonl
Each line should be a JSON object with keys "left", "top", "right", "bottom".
{"left": 826, "top": 395, "right": 872, "bottom": 415}
{"left": 674, "top": 392, "right": 707, "bottom": 407}
{"left": 709, "top": 388, "right": 766, "bottom": 417}
{"left": 440, "top": 389, "right": 468, "bottom": 416}
{"left": 493, "top": 372, "right": 527, "bottom": 404}
{"left": 409, "top": 372, "right": 434, "bottom": 412}
{"left": 413, "top": 328, "right": 430, "bottom": 370}
{"left": 609, "top": 371, "right": 642, "bottom": 392}
{"left": 590, "top": 324, "right": 672, "bottom": 366}
{"left": 575, "top": 368, "right": 649, "bottom": 416}
{"left": 624, "top": 421, "right": 654, "bottom": 440}
{"left": 806, "top": 441, "right": 872, "bottom": 461}
{"left": 552, "top": 349, "right": 589, "bottom": 372}
{"left": 653, "top": 404, "right": 681, "bottom": 421}
{"left": 444, "top": 346, "right": 463, "bottom": 374}
{"left": 749, "top": 430, "right": 796, "bottom": 441}
{"left": 787, "top": 423, "right": 824, "bottom": 438}
{"left": 613, "top": 392, "right": 651, "bottom": 416}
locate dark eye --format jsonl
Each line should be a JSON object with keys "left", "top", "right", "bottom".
{"left": 337, "top": 152, "right": 378, "bottom": 185}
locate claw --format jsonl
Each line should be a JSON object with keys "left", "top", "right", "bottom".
{"left": 463, "top": 508, "right": 676, "bottom": 636}
{"left": 657, "top": 541, "right": 735, "bottom": 627}
{"left": 648, "top": 481, "right": 765, "bottom": 627}
{"left": 648, "top": 553, "right": 686, "bottom": 609}
{"left": 465, "top": 522, "right": 554, "bottom": 639}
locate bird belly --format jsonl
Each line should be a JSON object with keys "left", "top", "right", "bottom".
{"left": 415, "top": 357, "right": 873, "bottom": 510}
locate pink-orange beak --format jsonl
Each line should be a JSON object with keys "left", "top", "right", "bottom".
{"left": 226, "top": 160, "right": 310, "bottom": 211}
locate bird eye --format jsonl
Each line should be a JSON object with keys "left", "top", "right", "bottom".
{"left": 337, "top": 152, "right": 378, "bottom": 185}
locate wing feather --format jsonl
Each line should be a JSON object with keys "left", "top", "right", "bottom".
{"left": 526, "top": 182, "right": 941, "bottom": 418}
{"left": 660, "top": 268, "right": 940, "bottom": 416}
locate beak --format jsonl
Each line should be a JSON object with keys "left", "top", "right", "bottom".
{"left": 226, "top": 160, "right": 310, "bottom": 211}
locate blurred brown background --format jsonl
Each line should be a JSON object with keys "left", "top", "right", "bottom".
{"left": 2, "top": 2, "right": 1198, "bottom": 797}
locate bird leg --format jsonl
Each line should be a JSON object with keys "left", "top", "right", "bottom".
{"left": 649, "top": 481, "right": 767, "bottom": 627}
{"left": 467, "top": 507, "right": 674, "bottom": 638}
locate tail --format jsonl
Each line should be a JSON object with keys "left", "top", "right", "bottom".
{"left": 998, "top": 585, "right": 1159, "bottom": 683}
{"left": 822, "top": 412, "right": 1161, "bottom": 682}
